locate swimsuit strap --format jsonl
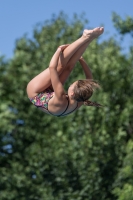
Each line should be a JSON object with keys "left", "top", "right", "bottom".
{"left": 61, "top": 101, "right": 78, "bottom": 116}
{"left": 58, "top": 96, "right": 78, "bottom": 117}
{"left": 57, "top": 96, "right": 70, "bottom": 117}
{"left": 47, "top": 95, "right": 78, "bottom": 117}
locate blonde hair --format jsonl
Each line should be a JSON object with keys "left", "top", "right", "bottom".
{"left": 73, "top": 79, "right": 102, "bottom": 107}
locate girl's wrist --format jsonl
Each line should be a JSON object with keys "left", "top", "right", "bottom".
{"left": 79, "top": 58, "right": 84, "bottom": 62}
{"left": 79, "top": 56, "right": 84, "bottom": 61}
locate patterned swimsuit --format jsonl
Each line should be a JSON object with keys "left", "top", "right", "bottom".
{"left": 29, "top": 89, "right": 78, "bottom": 117}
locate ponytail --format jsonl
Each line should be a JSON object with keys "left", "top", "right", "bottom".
{"left": 73, "top": 79, "right": 102, "bottom": 107}
{"left": 84, "top": 100, "right": 102, "bottom": 107}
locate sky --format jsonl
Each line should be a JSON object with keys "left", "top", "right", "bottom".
{"left": 0, "top": 0, "right": 133, "bottom": 59}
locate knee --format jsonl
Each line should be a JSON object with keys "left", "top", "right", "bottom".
{"left": 26, "top": 82, "right": 32, "bottom": 95}
{"left": 26, "top": 81, "right": 36, "bottom": 95}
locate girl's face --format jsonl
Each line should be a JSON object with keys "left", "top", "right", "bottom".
{"left": 68, "top": 81, "right": 77, "bottom": 96}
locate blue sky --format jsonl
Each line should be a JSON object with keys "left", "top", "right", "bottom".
{"left": 0, "top": 0, "right": 133, "bottom": 58}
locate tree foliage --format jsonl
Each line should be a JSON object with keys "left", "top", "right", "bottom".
{"left": 112, "top": 12, "right": 133, "bottom": 35}
{"left": 0, "top": 12, "right": 133, "bottom": 200}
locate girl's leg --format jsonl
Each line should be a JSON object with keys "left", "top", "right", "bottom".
{"left": 27, "top": 32, "right": 88, "bottom": 98}
{"left": 60, "top": 27, "right": 103, "bottom": 65}
{"left": 27, "top": 27, "right": 104, "bottom": 98}
{"left": 59, "top": 27, "right": 104, "bottom": 84}
{"left": 59, "top": 39, "right": 91, "bottom": 85}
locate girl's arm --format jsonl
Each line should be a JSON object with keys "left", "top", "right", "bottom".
{"left": 79, "top": 57, "right": 93, "bottom": 79}
{"left": 49, "top": 47, "right": 66, "bottom": 100}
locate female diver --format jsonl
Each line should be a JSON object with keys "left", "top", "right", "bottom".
{"left": 27, "top": 27, "right": 104, "bottom": 117}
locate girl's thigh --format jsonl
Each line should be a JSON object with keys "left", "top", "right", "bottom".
{"left": 27, "top": 68, "right": 52, "bottom": 98}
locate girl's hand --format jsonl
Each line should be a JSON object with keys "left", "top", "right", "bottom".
{"left": 58, "top": 44, "right": 69, "bottom": 52}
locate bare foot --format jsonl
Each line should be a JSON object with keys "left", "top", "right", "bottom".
{"left": 83, "top": 27, "right": 104, "bottom": 40}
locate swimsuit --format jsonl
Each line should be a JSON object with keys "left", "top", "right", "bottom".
{"left": 29, "top": 89, "right": 78, "bottom": 117}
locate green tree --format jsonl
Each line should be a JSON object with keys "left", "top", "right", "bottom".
{"left": 0, "top": 12, "right": 133, "bottom": 200}
{"left": 111, "top": 13, "right": 133, "bottom": 200}
{"left": 112, "top": 12, "right": 133, "bottom": 35}
{"left": 113, "top": 140, "right": 133, "bottom": 200}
